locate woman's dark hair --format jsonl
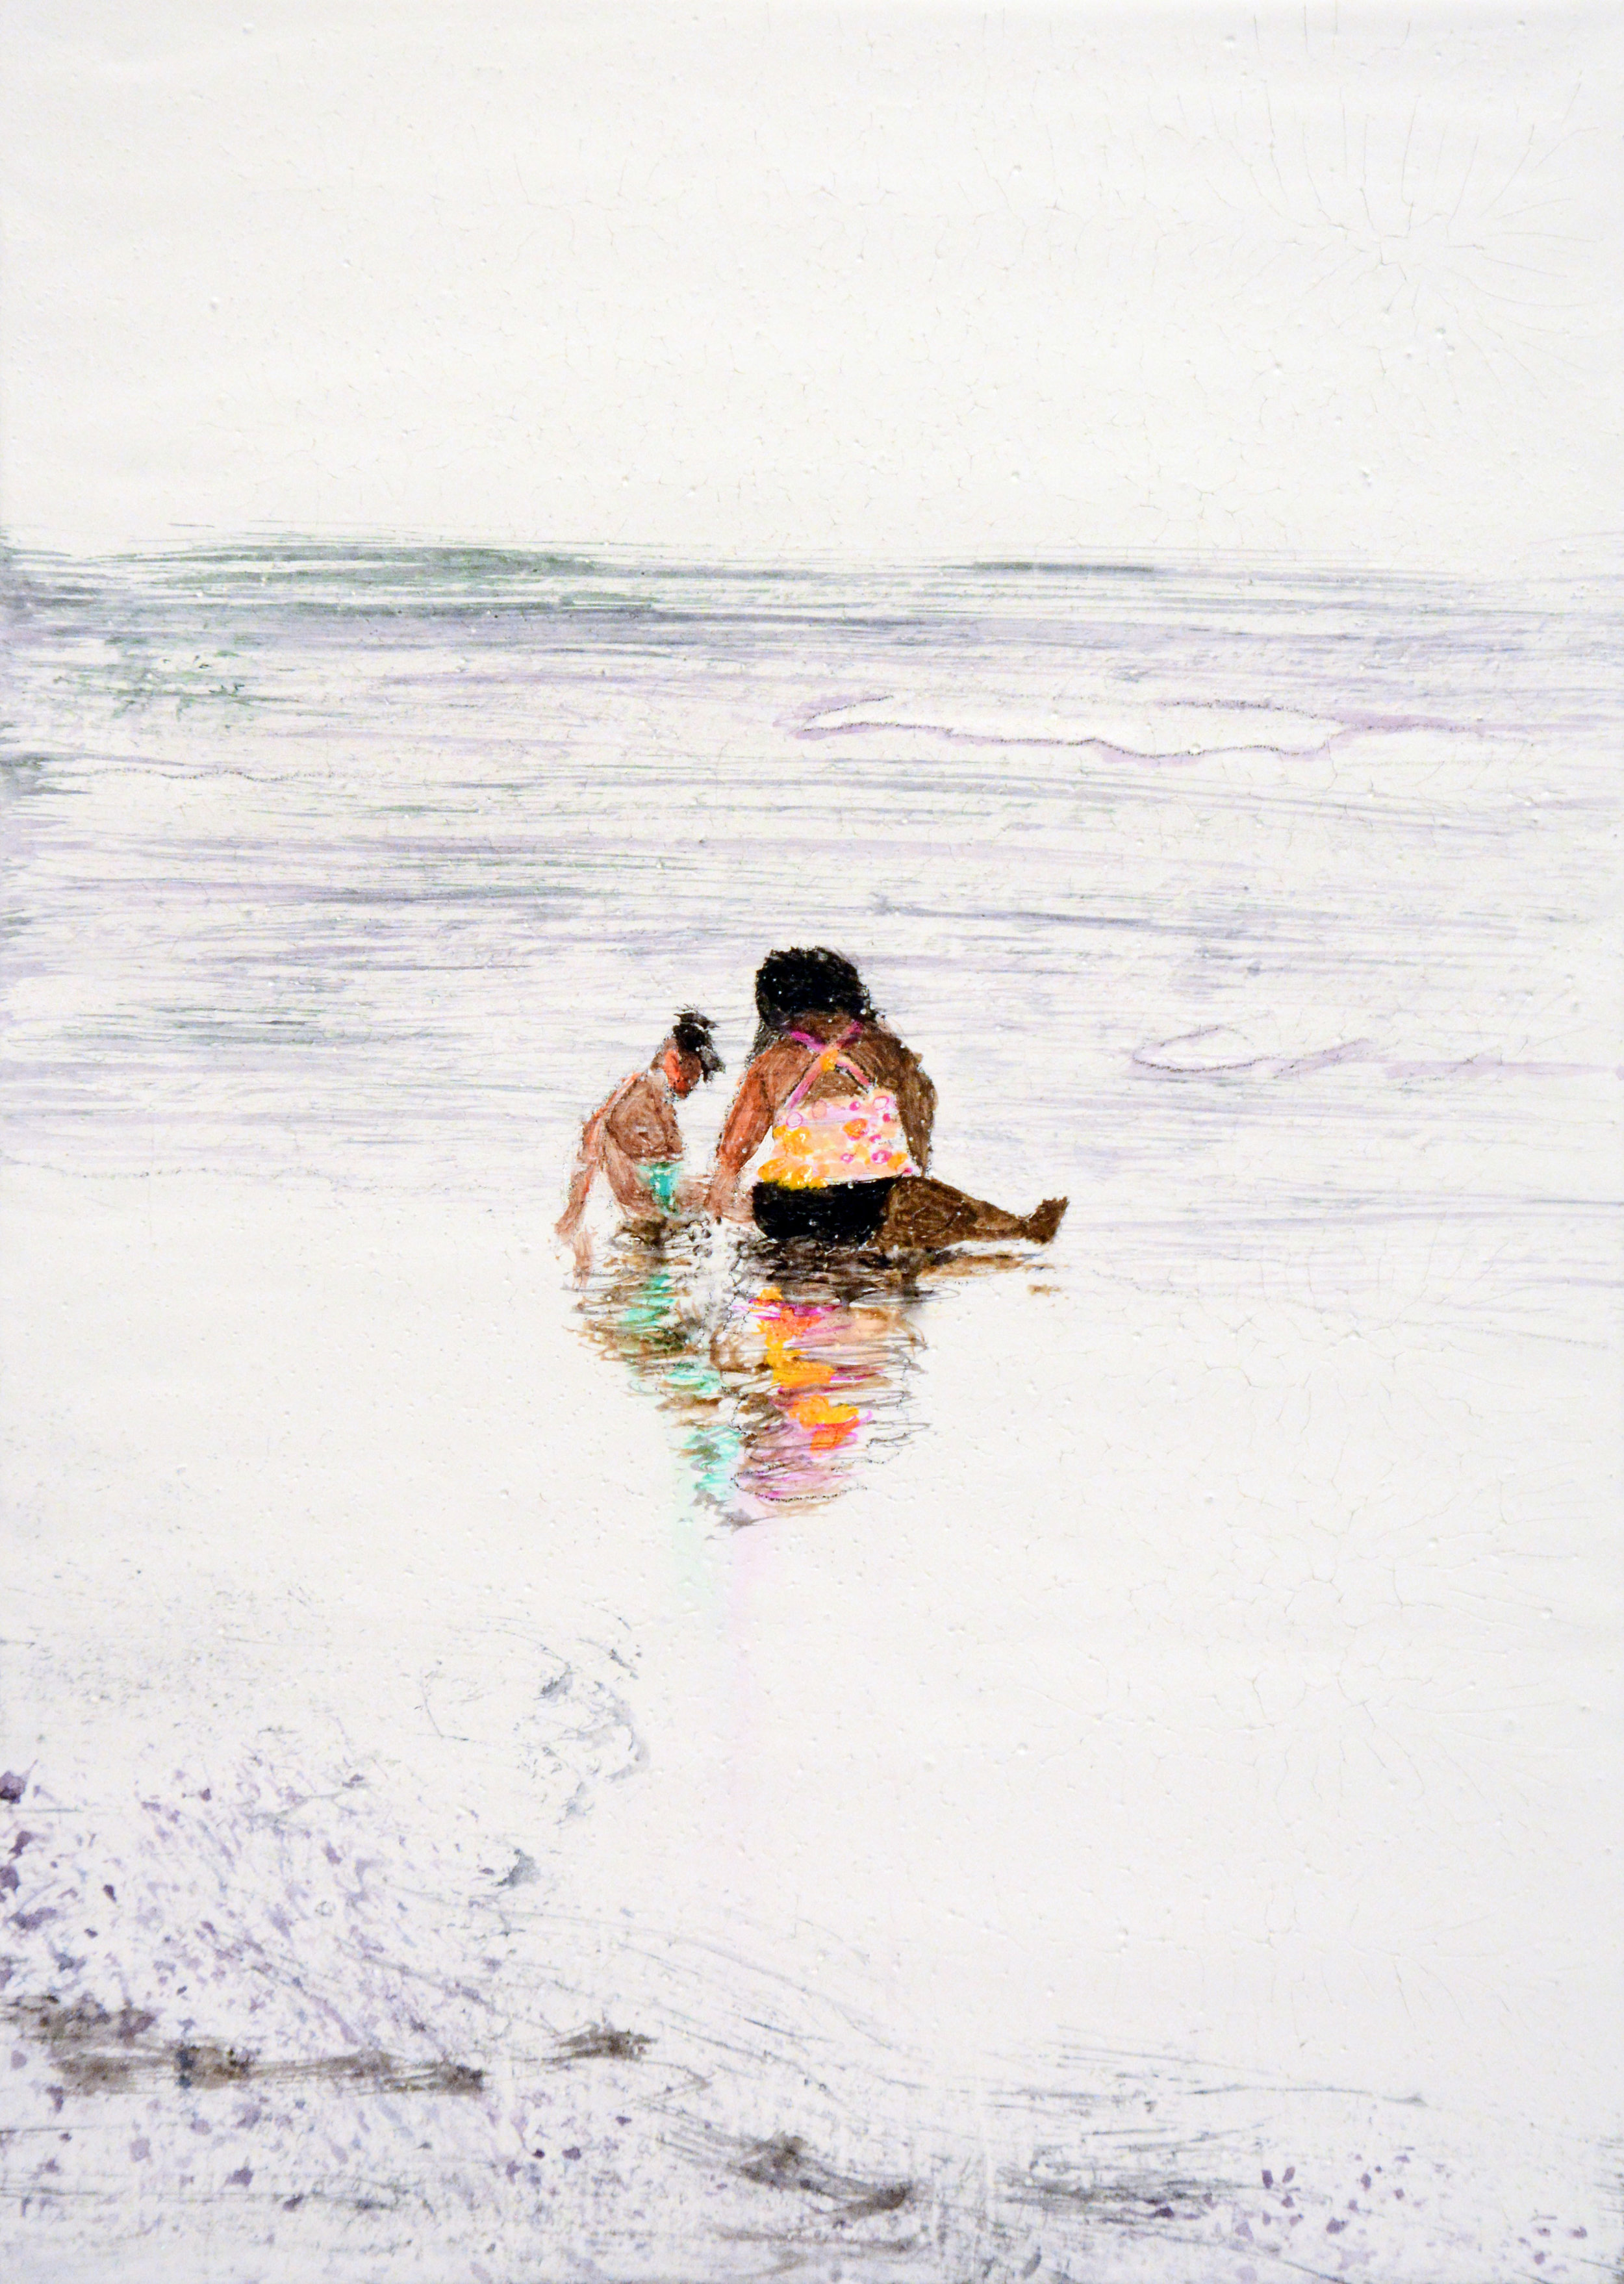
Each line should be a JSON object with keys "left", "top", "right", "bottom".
{"left": 670, "top": 1009, "right": 723, "bottom": 1079}
{"left": 751, "top": 947, "right": 874, "bottom": 1056}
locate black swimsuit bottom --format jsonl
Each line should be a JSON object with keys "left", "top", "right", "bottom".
{"left": 751, "top": 1178, "right": 898, "bottom": 1245}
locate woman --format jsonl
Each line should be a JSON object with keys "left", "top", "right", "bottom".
{"left": 704, "top": 949, "right": 1065, "bottom": 1249}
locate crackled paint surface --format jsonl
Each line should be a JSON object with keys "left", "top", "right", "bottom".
{"left": 2, "top": 4, "right": 1621, "bottom": 2276}
{"left": 1, "top": 548, "right": 1618, "bottom": 2281}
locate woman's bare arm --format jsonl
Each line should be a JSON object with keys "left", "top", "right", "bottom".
{"left": 704, "top": 1052, "right": 787, "bottom": 1217}
{"left": 896, "top": 1056, "right": 936, "bottom": 1171}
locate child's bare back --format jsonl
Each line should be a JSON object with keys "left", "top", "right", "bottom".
{"left": 556, "top": 1012, "right": 723, "bottom": 1265}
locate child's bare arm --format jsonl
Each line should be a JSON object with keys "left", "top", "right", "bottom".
{"left": 556, "top": 1104, "right": 607, "bottom": 1236}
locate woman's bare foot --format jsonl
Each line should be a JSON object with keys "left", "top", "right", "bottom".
{"left": 1020, "top": 1197, "right": 1068, "bottom": 1243}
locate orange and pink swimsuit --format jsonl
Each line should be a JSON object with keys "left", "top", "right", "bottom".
{"left": 756, "top": 1027, "right": 919, "bottom": 1190}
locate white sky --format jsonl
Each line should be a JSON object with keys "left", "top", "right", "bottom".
{"left": 3, "top": 1, "right": 1619, "bottom": 566}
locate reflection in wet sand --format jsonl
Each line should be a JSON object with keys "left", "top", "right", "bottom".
{"left": 571, "top": 1220, "right": 1030, "bottom": 1522}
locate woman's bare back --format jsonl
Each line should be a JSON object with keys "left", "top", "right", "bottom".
{"left": 739, "top": 1014, "right": 937, "bottom": 1169}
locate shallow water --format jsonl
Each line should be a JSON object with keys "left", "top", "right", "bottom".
{"left": 2, "top": 548, "right": 1619, "bottom": 2278}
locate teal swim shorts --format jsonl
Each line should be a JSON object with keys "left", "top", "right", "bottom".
{"left": 642, "top": 1160, "right": 681, "bottom": 1212}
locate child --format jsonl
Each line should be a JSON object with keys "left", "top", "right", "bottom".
{"left": 556, "top": 1012, "right": 723, "bottom": 1263}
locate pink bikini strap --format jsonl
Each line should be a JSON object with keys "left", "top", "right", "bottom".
{"left": 780, "top": 1021, "right": 867, "bottom": 1113}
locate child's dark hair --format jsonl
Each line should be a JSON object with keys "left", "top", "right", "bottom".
{"left": 751, "top": 948, "right": 874, "bottom": 1056}
{"left": 671, "top": 1010, "right": 723, "bottom": 1078}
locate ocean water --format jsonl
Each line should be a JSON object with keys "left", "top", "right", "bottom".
{"left": 1, "top": 547, "right": 1619, "bottom": 2279}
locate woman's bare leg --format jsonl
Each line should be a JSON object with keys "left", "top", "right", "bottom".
{"left": 879, "top": 1176, "right": 1067, "bottom": 1249}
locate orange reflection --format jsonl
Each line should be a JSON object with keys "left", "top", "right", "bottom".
{"left": 572, "top": 1225, "right": 1029, "bottom": 1525}
{"left": 732, "top": 1281, "right": 909, "bottom": 1503}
